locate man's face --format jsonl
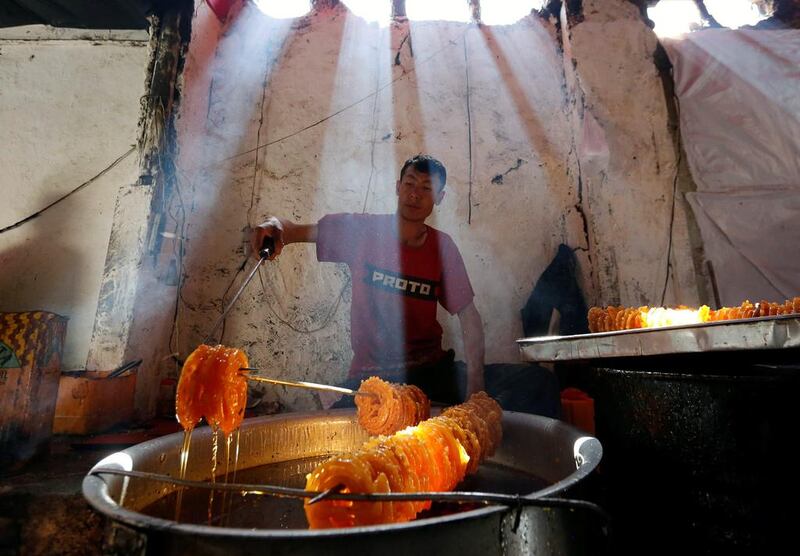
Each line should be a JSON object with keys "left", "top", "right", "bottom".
{"left": 395, "top": 167, "right": 445, "bottom": 222}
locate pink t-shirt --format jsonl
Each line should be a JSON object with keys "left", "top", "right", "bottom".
{"left": 316, "top": 213, "right": 474, "bottom": 377}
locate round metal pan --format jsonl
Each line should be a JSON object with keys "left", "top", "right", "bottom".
{"left": 83, "top": 409, "right": 603, "bottom": 555}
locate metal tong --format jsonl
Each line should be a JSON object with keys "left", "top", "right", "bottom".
{"left": 201, "top": 236, "right": 371, "bottom": 399}
{"left": 202, "top": 236, "right": 275, "bottom": 345}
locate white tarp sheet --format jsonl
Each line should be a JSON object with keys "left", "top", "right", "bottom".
{"left": 664, "top": 30, "right": 800, "bottom": 305}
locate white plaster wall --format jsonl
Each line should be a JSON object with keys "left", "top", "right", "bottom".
{"left": 170, "top": 1, "right": 700, "bottom": 412}
{"left": 0, "top": 28, "right": 148, "bottom": 369}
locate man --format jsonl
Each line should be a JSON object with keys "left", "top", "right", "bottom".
{"left": 251, "top": 155, "right": 558, "bottom": 416}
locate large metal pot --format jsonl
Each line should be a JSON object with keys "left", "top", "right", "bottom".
{"left": 83, "top": 409, "right": 604, "bottom": 555}
{"left": 590, "top": 365, "right": 800, "bottom": 555}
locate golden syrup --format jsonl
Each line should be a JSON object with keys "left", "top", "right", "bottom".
{"left": 143, "top": 458, "right": 547, "bottom": 529}
{"left": 174, "top": 428, "right": 193, "bottom": 521}
{"left": 221, "top": 431, "right": 241, "bottom": 526}
{"left": 208, "top": 426, "right": 219, "bottom": 524}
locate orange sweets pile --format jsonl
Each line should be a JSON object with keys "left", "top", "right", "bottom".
{"left": 176, "top": 344, "right": 249, "bottom": 435}
{"left": 707, "top": 297, "right": 800, "bottom": 321}
{"left": 355, "top": 377, "right": 431, "bottom": 436}
{"left": 304, "top": 392, "right": 503, "bottom": 529}
{"left": 587, "top": 296, "right": 800, "bottom": 333}
{"left": 587, "top": 305, "right": 709, "bottom": 332}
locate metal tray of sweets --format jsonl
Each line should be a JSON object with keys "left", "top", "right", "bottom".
{"left": 517, "top": 315, "right": 800, "bottom": 363}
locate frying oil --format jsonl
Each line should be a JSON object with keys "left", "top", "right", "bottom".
{"left": 143, "top": 456, "right": 548, "bottom": 529}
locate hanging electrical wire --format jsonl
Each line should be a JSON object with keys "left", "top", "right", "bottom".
{"left": 0, "top": 147, "right": 136, "bottom": 235}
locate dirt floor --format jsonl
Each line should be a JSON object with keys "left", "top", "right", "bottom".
{"left": 0, "top": 419, "right": 182, "bottom": 556}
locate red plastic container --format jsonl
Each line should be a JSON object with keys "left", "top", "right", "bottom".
{"left": 560, "top": 387, "right": 595, "bottom": 435}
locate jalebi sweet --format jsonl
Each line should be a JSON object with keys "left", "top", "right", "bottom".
{"left": 355, "top": 377, "right": 431, "bottom": 436}
{"left": 304, "top": 392, "right": 502, "bottom": 528}
{"left": 587, "top": 296, "right": 800, "bottom": 333}
{"left": 175, "top": 344, "right": 249, "bottom": 435}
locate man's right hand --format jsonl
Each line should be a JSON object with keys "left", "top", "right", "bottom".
{"left": 250, "top": 217, "right": 284, "bottom": 260}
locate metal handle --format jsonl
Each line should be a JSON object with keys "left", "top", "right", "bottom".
{"left": 259, "top": 235, "right": 276, "bottom": 259}
{"left": 106, "top": 359, "right": 143, "bottom": 379}
{"left": 197, "top": 234, "right": 277, "bottom": 346}
{"left": 202, "top": 257, "right": 265, "bottom": 345}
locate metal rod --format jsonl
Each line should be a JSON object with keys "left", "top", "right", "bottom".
{"left": 88, "top": 467, "right": 610, "bottom": 520}
{"left": 240, "top": 371, "right": 377, "bottom": 398}
{"left": 308, "top": 485, "right": 341, "bottom": 505}
{"left": 203, "top": 256, "right": 266, "bottom": 345}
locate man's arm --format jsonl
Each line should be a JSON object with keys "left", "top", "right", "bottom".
{"left": 250, "top": 217, "right": 318, "bottom": 259}
{"left": 457, "top": 301, "right": 485, "bottom": 396}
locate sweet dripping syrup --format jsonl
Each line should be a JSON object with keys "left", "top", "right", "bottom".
{"left": 173, "top": 427, "right": 242, "bottom": 524}
{"left": 220, "top": 431, "right": 236, "bottom": 526}
{"left": 174, "top": 429, "right": 193, "bottom": 521}
{"left": 143, "top": 456, "right": 548, "bottom": 529}
{"left": 207, "top": 427, "right": 219, "bottom": 524}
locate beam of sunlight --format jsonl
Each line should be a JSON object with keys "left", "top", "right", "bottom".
{"left": 253, "top": 0, "right": 311, "bottom": 19}
{"left": 481, "top": 0, "right": 544, "bottom": 26}
{"left": 175, "top": 1, "right": 295, "bottom": 350}
{"left": 407, "top": 0, "right": 472, "bottom": 23}
{"left": 249, "top": 9, "right": 399, "bottom": 379}
{"left": 208, "top": 8, "right": 295, "bottom": 161}
{"left": 311, "top": 11, "right": 400, "bottom": 374}
{"left": 471, "top": 22, "right": 572, "bottom": 199}
{"left": 648, "top": 0, "right": 703, "bottom": 38}
{"left": 408, "top": 17, "right": 572, "bottom": 362}
{"left": 179, "top": 3, "right": 294, "bottom": 168}
{"left": 704, "top": 0, "right": 768, "bottom": 29}
{"left": 313, "top": 11, "right": 395, "bottom": 215}
{"left": 465, "top": 20, "right": 640, "bottom": 357}
{"left": 343, "top": 0, "right": 392, "bottom": 26}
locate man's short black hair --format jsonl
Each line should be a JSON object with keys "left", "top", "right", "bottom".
{"left": 399, "top": 154, "right": 447, "bottom": 191}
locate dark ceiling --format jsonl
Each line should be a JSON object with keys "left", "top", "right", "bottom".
{"left": 0, "top": 0, "right": 170, "bottom": 29}
{"left": 2, "top": 0, "right": 796, "bottom": 32}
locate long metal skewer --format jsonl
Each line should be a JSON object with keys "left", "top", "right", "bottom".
{"left": 240, "top": 370, "right": 377, "bottom": 398}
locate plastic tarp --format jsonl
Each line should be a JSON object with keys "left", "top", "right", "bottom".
{"left": 663, "top": 30, "right": 800, "bottom": 304}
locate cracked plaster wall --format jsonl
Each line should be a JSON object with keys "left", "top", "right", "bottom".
{"left": 562, "top": 0, "right": 699, "bottom": 306}
{"left": 0, "top": 27, "right": 149, "bottom": 370}
{"left": 169, "top": 0, "right": 700, "bottom": 412}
